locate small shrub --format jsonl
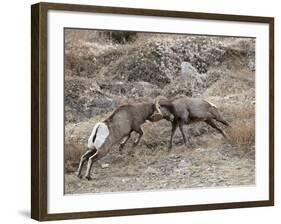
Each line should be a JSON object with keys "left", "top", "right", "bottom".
{"left": 100, "top": 31, "right": 138, "bottom": 44}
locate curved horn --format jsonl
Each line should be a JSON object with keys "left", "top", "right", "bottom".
{"left": 154, "top": 97, "right": 163, "bottom": 115}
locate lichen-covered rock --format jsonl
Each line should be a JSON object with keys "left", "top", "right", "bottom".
{"left": 65, "top": 77, "right": 116, "bottom": 123}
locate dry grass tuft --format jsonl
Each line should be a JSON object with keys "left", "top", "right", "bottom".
{"left": 65, "top": 143, "right": 85, "bottom": 173}
{"left": 227, "top": 119, "right": 255, "bottom": 149}
{"left": 219, "top": 103, "right": 255, "bottom": 122}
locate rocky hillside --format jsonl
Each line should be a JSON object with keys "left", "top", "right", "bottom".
{"left": 65, "top": 30, "right": 255, "bottom": 123}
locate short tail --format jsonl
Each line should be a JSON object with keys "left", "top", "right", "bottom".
{"left": 87, "top": 122, "right": 110, "bottom": 150}
{"left": 87, "top": 123, "right": 101, "bottom": 149}
{"left": 92, "top": 125, "right": 100, "bottom": 143}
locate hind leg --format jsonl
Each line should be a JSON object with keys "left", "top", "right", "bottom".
{"left": 76, "top": 148, "right": 96, "bottom": 178}
{"left": 211, "top": 108, "right": 230, "bottom": 126}
{"left": 84, "top": 146, "right": 109, "bottom": 180}
{"left": 216, "top": 116, "right": 230, "bottom": 126}
{"left": 205, "top": 119, "right": 227, "bottom": 138}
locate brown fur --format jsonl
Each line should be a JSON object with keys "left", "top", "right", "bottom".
{"left": 77, "top": 102, "right": 158, "bottom": 180}
{"left": 157, "top": 96, "right": 229, "bottom": 149}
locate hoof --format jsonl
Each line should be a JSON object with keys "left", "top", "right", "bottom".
{"left": 128, "top": 151, "right": 135, "bottom": 157}
{"left": 85, "top": 175, "right": 92, "bottom": 181}
{"left": 75, "top": 172, "right": 83, "bottom": 179}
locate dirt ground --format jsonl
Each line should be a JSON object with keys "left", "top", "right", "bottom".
{"left": 65, "top": 132, "right": 255, "bottom": 194}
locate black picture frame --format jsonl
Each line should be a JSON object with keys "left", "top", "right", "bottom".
{"left": 31, "top": 2, "right": 274, "bottom": 221}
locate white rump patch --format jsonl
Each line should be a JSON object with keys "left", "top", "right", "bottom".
{"left": 204, "top": 99, "right": 217, "bottom": 108}
{"left": 87, "top": 122, "right": 109, "bottom": 150}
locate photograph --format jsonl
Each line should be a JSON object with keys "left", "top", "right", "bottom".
{"left": 64, "top": 29, "right": 256, "bottom": 194}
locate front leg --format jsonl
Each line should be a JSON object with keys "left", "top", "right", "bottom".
{"left": 119, "top": 133, "right": 131, "bottom": 153}
{"left": 169, "top": 120, "right": 178, "bottom": 150}
{"left": 179, "top": 121, "right": 187, "bottom": 145}
{"left": 133, "top": 127, "right": 143, "bottom": 147}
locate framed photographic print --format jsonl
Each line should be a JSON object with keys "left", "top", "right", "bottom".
{"left": 31, "top": 2, "right": 274, "bottom": 221}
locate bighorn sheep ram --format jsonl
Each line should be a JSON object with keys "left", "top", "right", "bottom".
{"left": 153, "top": 96, "right": 230, "bottom": 150}
{"left": 76, "top": 101, "right": 162, "bottom": 180}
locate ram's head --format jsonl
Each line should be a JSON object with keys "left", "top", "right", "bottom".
{"left": 150, "top": 97, "right": 174, "bottom": 122}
